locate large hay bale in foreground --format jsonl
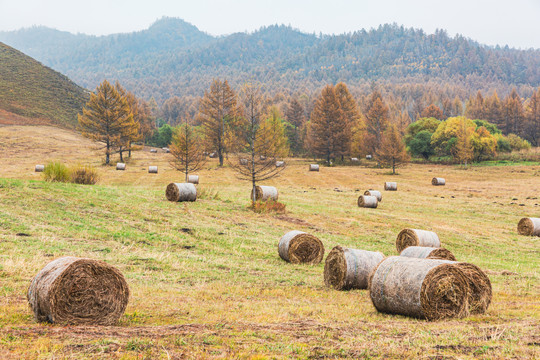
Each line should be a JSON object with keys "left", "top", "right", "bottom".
{"left": 27, "top": 257, "right": 129, "bottom": 325}
{"left": 252, "top": 185, "right": 278, "bottom": 201}
{"left": 35, "top": 165, "right": 45, "bottom": 172}
{"left": 517, "top": 217, "right": 540, "bottom": 236}
{"left": 369, "top": 256, "right": 469, "bottom": 320}
{"left": 148, "top": 166, "right": 158, "bottom": 174}
{"left": 432, "top": 177, "right": 446, "bottom": 186}
{"left": 324, "top": 246, "right": 384, "bottom": 290}
{"left": 116, "top": 163, "right": 126, "bottom": 171}
{"left": 384, "top": 182, "right": 397, "bottom": 191}
{"left": 278, "top": 230, "right": 324, "bottom": 264}
{"left": 400, "top": 246, "right": 456, "bottom": 261}
{"left": 358, "top": 195, "right": 378, "bottom": 208}
{"left": 364, "top": 190, "right": 382, "bottom": 202}
{"left": 166, "top": 183, "right": 197, "bottom": 202}
{"left": 396, "top": 228, "right": 440, "bottom": 253}
{"left": 309, "top": 164, "right": 319, "bottom": 171}
{"left": 187, "top": 175, "right": 199, "bottom": 184}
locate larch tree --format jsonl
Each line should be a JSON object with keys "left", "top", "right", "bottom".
{"left": 335, "top": 82, "right": 362, "bottom": 160}
{"left": 454, "top": 118, "right": 474, "bottom": 167}
{"left": 421, "top": 104, "right": 444, "bottom": 120}
{"left": 525, "top": 88, "right": 540, "bottom": 146}
{"left": 115, "top": 83, "right": 142, "bottom": 160}
{"left": 78, "top": 80, "right": 134, "bottom": 165}
{"left": 199, "top": 79, "right": 242, "bottom": 166}
{"left": 169, "top": 120, "right": 206, "bottom": 182}
{"left": 307, "top": 85, "right": 349, "bottom": 164}
{"left": 232, "top": 84, "right": 285, "bottom": 202}
{"left": 503, "top": 89, "right": 525, "bottom": 136}
{"left": 255, "top": 106, "right": 289, "bottom": 158}
{"left": 377, "top": 124, "right": 409, "bottom": 174}
{"left": 364, "top": 90, "right": 390, "bottom": 157}
{"left": 285, "top": 98, "right": 305, "bottom": 156}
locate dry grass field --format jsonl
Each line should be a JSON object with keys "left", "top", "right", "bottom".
{"left": 0, "top": 125, "right": 539, "bottom": 359}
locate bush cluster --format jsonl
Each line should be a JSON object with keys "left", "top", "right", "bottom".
{"left": 43, "top": 162, "right": 99, "bottom": 185}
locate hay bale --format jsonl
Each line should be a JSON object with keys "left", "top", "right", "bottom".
{"left": 162, "top": 147, "right": 170, "bottom": 153}
{"left": 276, "top": 161, "right": 285, "bottom": 167}
{"left": 432, "top": 177, "right": 446, "bottom": 186}
{"left": 150, "top": 149, "right": 157, "bottom": 153}
{"left": 251, "top": 185, "right": 278, "bottom": 201}
{"left": 35, "top": 165, "right": 44, "bottom": 172}
{"left": 260, "top": 155, "right": 266, "bottom": 160}
{"left": 324, "top": 246, "right": 384, "bottom": 290}
{"left": 187, "top": 175, "right": 199, "bottom": 184}
{"left": 116, "top": 163, "right": 126, "bottom": 171}
{"left": 239, "top": 158, "right": 248, "bottom": 165}
{"left": 166, "top": 183, "right": 197, "bottom": 202}
{"left": 351, "top": 157, "right": 359, "bottom": 162}
{"left": 27, "top": 256, "right": 129, "bottom": 325}
{"left": 364, "top": 190, "right": 382, "bottom": 202}
{"left": 358, "top": 195, "right": 378, "bottom": 208}
{"left": 209, "top": 152, "right": 217, "bottom": 158}
{"left": 517, "top": 217, "right": 540, "bottom": 236}
{"left": 278, "top": 230, "right": 324, "bottom": 264}
{"left": 384, "top": 182, "right": 397, "bottom": 191}
{"left": 366, "top": 155, "right": 372, "bottom": 160}
{"left": 400, "top": 246, "right": 456, "bottom": 261}
{"left": 396, "top": 228, "right": 440, "bottom": 253}
{"left": 309, "top": 164, "right": 319, "bottom": 171}
{"left": 148, "top": 166, "right": 158, "bottom": 174}
{"left": 369, "top": 256, "right": 469, "bottom": 320}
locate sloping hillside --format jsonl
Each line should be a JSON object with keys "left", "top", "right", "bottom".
{"left": 0, "top": 42, "right": 89, "bottom": 128}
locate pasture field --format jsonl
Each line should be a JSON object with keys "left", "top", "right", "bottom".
{"left": 0, "top": 125, "right": 539, "bottom": 359}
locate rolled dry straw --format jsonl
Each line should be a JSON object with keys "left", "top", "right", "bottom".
{"left": 517, "top": 217, "right": 540, "bottom": 236}
{"left": 148, "top": 166, "right": 158, "bottom": 174}
{"left": 278, "top": 230, "right": 324, "bottom": 264}
{"left": 396, "top": 228, "right": 440, "bottom": 253}
{"left": 162, "top": 147, "right": 170, "bottom": 153}
{"left": 150, "top": 149, "right": 157, "bottom": 153}
{"left": 324, "top": 246, "right": 384, "bottom": 290}
{"left": 369, "top": 256, "right": 469, "bottom": 320}
{"left": 366, "top": 154, "right": 372, "bottom": 160}
{"left": 239, "top": 158, "right": 248, "bottom": 165}
{"left": 35, "top": 165, "right": 44, "bottom": 172}
{"left": 251, "top": 185, "right": 278, "bottom": 201}
{"left": 358, "top": 195, "right": 378, "bottom": 208}
{"left": 400, "top": 246, "right": 456, "bottom": 261}
{"left": 276, "top": 161, "right": 285, "bottom": 167}
{"left": 116, "top": 163, "right": 126, "bottom": 171}
{"left": 209, "top": 152, "right": 217, "bottom": 158}
{"left": 27, "top": 256, "right": 129, "bottom": 325}
{"left": 166, "top": 183, "right": 197, "bottom": 202}
{"left": 187, "top": 175, "right": 199, "bottom": 184}
{"left": 260, "top": 155, "right": 266, "bottom": 160}
{"left": 351, "top": 157, "right": 359, "bottom": 162}
{"left": 384, "top": 182, "right": 397, "bottom": 191}
{"left": 309, "top": 164, "right": 319, "bottom": 171}
{"left": 432, "top": 177, "right": 446, "bottom": 186}
{"left": 364, "top": 190, "right": 382, "bottom": 202}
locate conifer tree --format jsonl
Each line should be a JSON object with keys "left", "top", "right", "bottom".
{"left": 256, "top": 106, "right": 289, "bottom": 158}
{"left": 421, "top": 104, "right": 444, "bottom": 120}
{"left": 503, "top": 89, "right": 525, "bottom": 136}
{"left": 525, "top": 88, "right": 540, "bottom": 146}
{"left": 285, "top": 98, "right": 305, "bottom": 156}
{"left": 364, "top": 90, "right": 390, "bottom": 156}
{"left": 307, "top": 85, "right": 349, "bottom": 164}
{"left": 335, "top": 82, "right": 362, "bottom": 159}
{"left": 377, "top": 124, "right": 409, "bottom": 174}
{"left": 78, "top": 80, "right": 134, "bottom": 165}
{"left": 115, "top": 83, "right": 142, "bottom": 160}
{"left": 455, "top": 118, "right": 474, "bottom": 167}
{"left": 199, "top": 79, "right": 242, "bottom": 166}
{"left": 169, "top": 120, "right": 206, "bottom": 182}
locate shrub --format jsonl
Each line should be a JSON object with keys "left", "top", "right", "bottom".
{"left": 70, "top": 165, "right": 99, "bottom": 185}
{"left": 197, "top": 187, "right": 220, "bottom": 200}
{"left": 42, "top": 161, "right": 70, "bottom": 182}
{"left": 248, "top": 199, "right": 286, "bottom": 213}
{"left": 506, "top": 134, "right": 531, "bottom": 151}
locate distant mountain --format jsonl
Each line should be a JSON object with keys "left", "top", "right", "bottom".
{"left": 0, "top": 42, "right": 89, "bottom": 127}
{"left": 1, "top": 18, "right": 540, "bottom": 103}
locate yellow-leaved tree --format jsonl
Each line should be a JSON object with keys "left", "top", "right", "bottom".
{"left": 255, "top": 106, "right": 289, "bottom": 158}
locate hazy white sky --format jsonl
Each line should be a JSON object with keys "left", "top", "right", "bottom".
{"left": 1, "top": 0, "right": 539, "bottom": 49}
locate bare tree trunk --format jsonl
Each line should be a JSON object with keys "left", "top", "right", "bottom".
{"left": 392, "top": 157, "right": 395, "bottom": 174}
{"left": 119, "top": 147, "right": 124, "bottom": 163}
{"left": 106, "top": 140, "right": 110, "bottom": 164}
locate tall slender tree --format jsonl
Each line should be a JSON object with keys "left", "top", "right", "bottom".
{"left": 169, "top": 120, "right": 206, "bottom": 182}
{"left": 285, "top": 98, "right": 305, "bottom": 156}
{"left": 377, "top": 124, "right": 409, "bottom": 174}
{"left": 503, "top": 89, "right": 525, "bottom": 136}
{"left": 335, "top": 82, "right": 361, "bottom": 160}
{"left": 78, "top": 80, "right": 133, "bottom": 165}
{"left": 256, "top": 106, "right": 289, "bottom": 158}
{"left": 364, "top": 90, "right": 390, "bottom": 156}
{"left": 199, "top": 79, "right": 242, "bottom": 166}
{"left": 525, "top": 88, "right": 540, "bottom": 146}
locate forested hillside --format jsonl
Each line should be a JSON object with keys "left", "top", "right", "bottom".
{"left": 0, "top": 42, "right": 89, "bottom": 127}
{"left": 1, "top": 18, "right": 540, "bottom": 105}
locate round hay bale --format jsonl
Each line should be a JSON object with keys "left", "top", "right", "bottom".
{"left": 260, "top": 155, "right": 266, "bottom": 160}
{"left": 309, "top": 164, "right": 319, "bottom": 171}
{"left": 35, "top": 165, "right": 45, "bottom": 172}
{"left": 400, "top": 246, "right": 456, "bottom": 261}
{"left": 278, "top": 230, "right": 324, "bottom": 264}
{"left": 324, "top": 246, "right": 384, "bottom": 290}
{"left": 432, "top": 177, "right": 446, "bottom": 186}
{"left": 166, "top": 183, "right": 197, "bottom": 202}
{"left": 369, "top": 256, "right": 469, "bottom": 320}
{"left": 366, "top": 155, "right": 372, "bottom": 160}
{"left": 187, "top": 175, "right": 199, "bottom": 184}
{"left": 517, "top": 217, "right": 540, "bottom": 236}
{"left": 239, "top": 158, "right": 248, "bottom": 165}
{"left": 209, "top": 152, "right": 217, "bottom": 158}
{"left": 150, "top": 149, "right": 157, "bottom": 153}
{"left": 364, "top": 190, "right": 382, "bottom": 202}
{"left": 148, "top": 166, "right": 158, "bottom": 174}
{"left": 116, "top": 163, "right": 126, "bottom": 171}
{"left": 396, "top": 229, "right": 440, "bottom": 253}
{"left": 276, "top": 161, "right": 285, "bottom": 167}
{"left": 162, "top": 147, "right": 170, "bottom": 153}
{"left": 27, "top": 256, "right": 129, "bottom": 325}
{"left": 384, "top": 182, "right": 397, "bottom": 191}
{"left": 251, "top": 185, "right": 278, "bottom": 201}
{"left": 351, "top": 157, "right": 359, "bottom": 162}
{"left": 358, "top": 195, "right": 378, "bottom": 208}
